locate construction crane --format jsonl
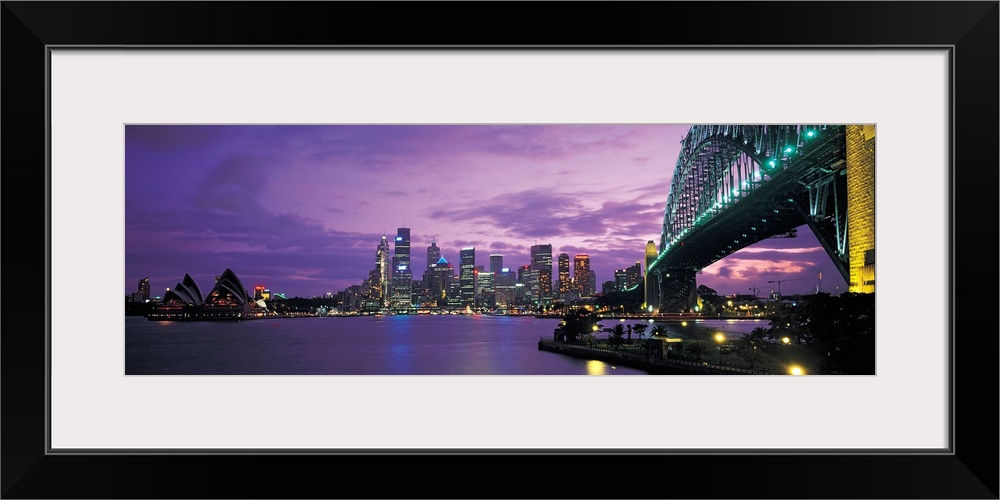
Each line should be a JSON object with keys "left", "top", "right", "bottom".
{"left": 748, "top": 285, "right": 762, "bottom": 299}
{"left": 768, "top": 269, "right": 825, "bottom": 299}
{"left": 767, "top": 277, "right": 812, "bottom": 300}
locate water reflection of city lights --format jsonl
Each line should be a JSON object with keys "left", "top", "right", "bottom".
{"left": 586, "top": 360, "right": 608, "bottom": 375}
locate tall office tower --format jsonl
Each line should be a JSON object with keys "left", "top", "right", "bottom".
{"left": 459, "top": 247, "right": 476, "bottom": 306}
{"left": 589, "top": 270, "right": 597, "bottom": 296}
{"left": 447, "top": 279, "right": 462, "bottom": 307}
{"left": 490, "top": 254, "right": 504, "bottom": 274}
{"left": 530, "top": 244, "right": 553, "bottom": 304}
{"left": 625, "top": 262, "right": 642, "bottom": 289}
{"left": 557, "top": 253, "right": 571, "bottom": 296}
{"left": 476, "top": 271, "right": 494, "bottom": 293}
{"left": 375, "top": 234, "right": 391, "bottom": 308}
{"left": 614, "top": 268, "right": 628, "bottom": 291}
{"left": 574, "top": 254, "right": 591, "bottom": 296}
{"left": 517, "top": 265, "right": 531, "bottom": 286}
{"left": 517, "top": 264, "right": 534, "bottom": 303}
{"left": 367, "top": 270, "right": 381, "bottom": 300}
{"left": 421, "top": 255, "right": 437, "bottom": 305}
{"left": 428, "top": 257, "right": 453, "bottom": 305}
{"left": 339, "top": 285, "right": 364, "bottom": 314}
{"left": 137, "top": 278, "right": 150, "bottom": 302}
{"left": 475, "top": 271, "right": 495, "bottom": 308}
{"left": 427, "top": 240, "right": 441, "bottom": 270}
{"left": 411, "top": 279, "right": 426, "bottom": 303}
{"left": 644, "top": 240, "right": 658, "bottom": 309}
{"left": 391, "top": 228, "right": 412, "bottom": 308}
{"left": 494, "top": 267, "right": 515, "bottom": 308}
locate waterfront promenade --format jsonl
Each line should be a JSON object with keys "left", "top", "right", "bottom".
{"left": 537, "top": 339, "right": 781, "bottom": 375}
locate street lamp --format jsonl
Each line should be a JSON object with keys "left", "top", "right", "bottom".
{"left": 714, "top": 332, "right": 726, "bottom": 364}
{"left": 789, "top": 365, "right": 805, "bottom": 376}
{"left": 781, "top": 336, "right": 791, "bottom": 345}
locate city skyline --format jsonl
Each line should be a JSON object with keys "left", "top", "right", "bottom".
{"left": 125, "top": 125, "right": 848, "bottom": 299}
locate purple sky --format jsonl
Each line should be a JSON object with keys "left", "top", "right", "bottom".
{"left": 125, "top": 125, "right": 847, "bottom": 299}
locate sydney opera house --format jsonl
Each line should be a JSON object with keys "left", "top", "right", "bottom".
{"left": 148, "top": 268, "right": 269, "bottom": 321}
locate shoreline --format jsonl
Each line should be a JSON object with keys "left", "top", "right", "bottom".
{"left": 537, "top": 340, "right": 781, "bottom": 375}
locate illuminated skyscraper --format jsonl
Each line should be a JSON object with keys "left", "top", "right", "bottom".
{"left": 517, "top": 265, "right": 531, "bottom": 286}
{"left": 460, "top": 247, "right": 476, "bottom": 306}
{"left": 625, "top": 261, "right": 641, "bottom": 289}
{"left": 476, "top": 271, "right": 495, "bottom": 308}
{"left": 517, "top": 264, "right": 534, "bottom": 303}
{"left": 375, "top": 234, "right": 391, "bottom": 308}
{"left": 557, "top": 253, "right": 571, "bottom": 296}
{"left": 615, "top": 268, "right": 628, "bottom": 291}
{"left": 644, "top": 240, "right": 658, "bottom": 310}
{"left": 391, "top": 228, "right": 412, "bottom": 308}
{"left": 494, "top": 267, "right": 516, "bottom": 308}
{"left": 137, "top": 278, "right": 150, "bottom": 302}
{"left": 427, "top": 256, "right": 453, "bottom": 305}
{"left": 530, "top": 244, "right": 553, "bottom": 304}
{"left": 490, "top": 254, "right": 503, "bottom": 274}
{"left": 574, "top": 254, "right": 591, "bottom": 296}
{"left": 427, "top": 241, "right": 441, "bottom": 270}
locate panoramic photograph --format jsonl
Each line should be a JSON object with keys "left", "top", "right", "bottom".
{"left": 124, "top": 124, "right": 876, "bottom": 375}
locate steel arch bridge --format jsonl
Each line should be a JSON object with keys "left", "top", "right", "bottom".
{"left": 646, "top": 124, "right": 861, "bottom": 312}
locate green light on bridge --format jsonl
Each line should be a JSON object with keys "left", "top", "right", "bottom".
{"left": 784, "top": 146, "right": 795, "bottom": 154}
{"left": 767, "top": 159, "right": 776, "bottom": 168}
{"left": 805, "top": 130, "right": 816, "bottom": 138}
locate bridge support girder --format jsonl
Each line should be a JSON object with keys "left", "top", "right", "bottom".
{"left": 656, "top": 269, "right": 698, "bottom": 313}
{"left": 792, "top": 171, "right": 851, "bottom": 284}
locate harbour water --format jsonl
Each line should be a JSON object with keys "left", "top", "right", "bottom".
{"left": 125, "top": 315, "right": 768, "bottom": 375}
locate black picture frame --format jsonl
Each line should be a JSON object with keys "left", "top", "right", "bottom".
{"left": 3, "top": 2, "right": 997, "bottom": 498}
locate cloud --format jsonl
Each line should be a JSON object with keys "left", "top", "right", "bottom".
{"left": 702, "top": 258, "right": 811, "bottom": 280}
{"left": 193, "top": 155, "right": 273, "bottom": 216}
{"left": 473, "top": 126, "right": 642, "bottom": 160}
{"left": 489, "top": 241, "right": 516, "bottom": 250}
{"left": 427, "top": 189, "right": 664, "bottom": 242}
{"left": 126, "top": 125, "right": 232, "bottom": 151}
{"left": 126, "top": 194, "right": 385, "bottom": 296}
{"left": 446, "top": 239, "right": 485, "bottom": 249}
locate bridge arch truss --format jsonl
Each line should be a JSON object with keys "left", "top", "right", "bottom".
{"left": 649, "top": 125, "right": 854, "bottom": 312}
